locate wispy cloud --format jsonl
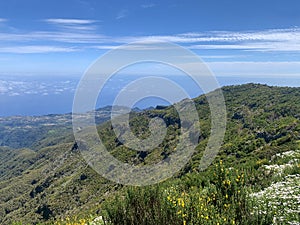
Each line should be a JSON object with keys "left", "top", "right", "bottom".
{"left": 0, "top": 18, "right": 7, "bottom": 23}
{"left": 190, "top": 44, "right": 261, "bottom": 50}
{"left": 0, "top": 79, "right": 77, "bottom": 96}
{"left": 119, "top": 28, "right": 300, "bottom": 52}
{"left": 44, "top": 18, "right": 99, "bottom": 31}
{"left": 190, "top": 42, "right": 300, "bottom": 52}
{"left": 158, "top": 28, "right": 300, "bottom": 43}
{"left": 0, "top": 45, "right": 77, "bottom": 54}
{"left": 1, "top": 26, "right": 299, "bottom": 46}
{"left": 0, "top": 31, "right": 107, "bottom": 43}
{"left": 45, "top": 18, "right": 96, "bottom": 25}
{"left": 91, "top": 45, "right": 118, "bottom": 50}
{"left": 116, "top": 9, "right": 129, "bottom": 20}
{"left": 1, "top": 26, "right": 300, "bottom": 54}
{"left": 141, "top": 3, "right": 156, "bottom": 8}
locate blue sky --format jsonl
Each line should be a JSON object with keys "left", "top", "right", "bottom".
{"left": 0, "top": 0, "right": 300, "bottom": 77}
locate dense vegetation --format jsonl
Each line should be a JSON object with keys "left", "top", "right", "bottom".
{"left": 0, "top": 106, "right": 127, "bottom": 150}
{"left": 1, "top": 83, "right": 300, "bottom": 224}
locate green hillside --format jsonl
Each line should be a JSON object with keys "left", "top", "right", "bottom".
{"left": 1, "top": 83, "right": 299, "bottom": 225}
{"left": 0, "top": 106, "right": 129, "bottom": 150}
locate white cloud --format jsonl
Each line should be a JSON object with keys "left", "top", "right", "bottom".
{"left": 0, "top": 31, "right": 107, "bottom": 43}
{"left": 141, "top": 3, "right": 156, "bottom": 8}
{"left": 44, "top": 18, "right": 99, "bottom": 32}
{"left": 1, "top": 27, "right": 300, "bottom": 46}
{"left": 0, "top": 27, "right": 300, "bottom": 54}
{"left": 92, "top": 45, "right": 118, "bottom": 50}
{"left": 94, "top": 28, "right": 300, "bottom": 52}
{"left": 186, "top": 28, "right": 300, "bottom": 52}
{"left": 190, "top": 44, "right": 260, "bottom": 50}
{"left": 0, "top": 84, "right": 8, "bottom": 93}
{"left": 0, "top": 79, "right": 78, "bottom": 96}
{"left": 116, "top": 9, "right": 129, "bottom": 20}
{"left": 45, "top": 18, "right": 97, "bottom": 25}
{"left": 9, "top": 92, "right": 20, "bottom": 96}
{"left": 0, "top": 45, "right": 77, "bottom": 54}
{"left": 178, "top": 28, "right": 300, "bottom": 43}
{"left": 0, "top": 18, "right": 7, "bottom": 23}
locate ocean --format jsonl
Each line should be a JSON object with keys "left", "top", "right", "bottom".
{"left": 1, "top": 75, "right": 300, "bottom": 117}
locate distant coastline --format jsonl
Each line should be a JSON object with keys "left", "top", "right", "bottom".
{"left": 1, "top": 75, "right": 300, "bottom": 117}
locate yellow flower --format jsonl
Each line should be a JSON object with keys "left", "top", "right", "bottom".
{"left": 79, "top": 218, "right": 86, "bottom": 225}
{"left": 178, "top": 198, "right": 185, "bottom": 208}
{"left": 224, "top": 203, "right": 230, "bottom": 208}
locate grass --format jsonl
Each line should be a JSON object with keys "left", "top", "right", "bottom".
{"left": 9, "top": 150, "right": 300, "bottom": 225}
{"left": 99, "top": 160, "right": 299, "bottom": 225}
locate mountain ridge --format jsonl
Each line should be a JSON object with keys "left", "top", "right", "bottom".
{"left": 0, "top": 83, "right": 299, "bottom": 224}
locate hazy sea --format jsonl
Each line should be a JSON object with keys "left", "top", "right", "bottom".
{"left": 1, "top": 75, "right": 300, "bottom": 117}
